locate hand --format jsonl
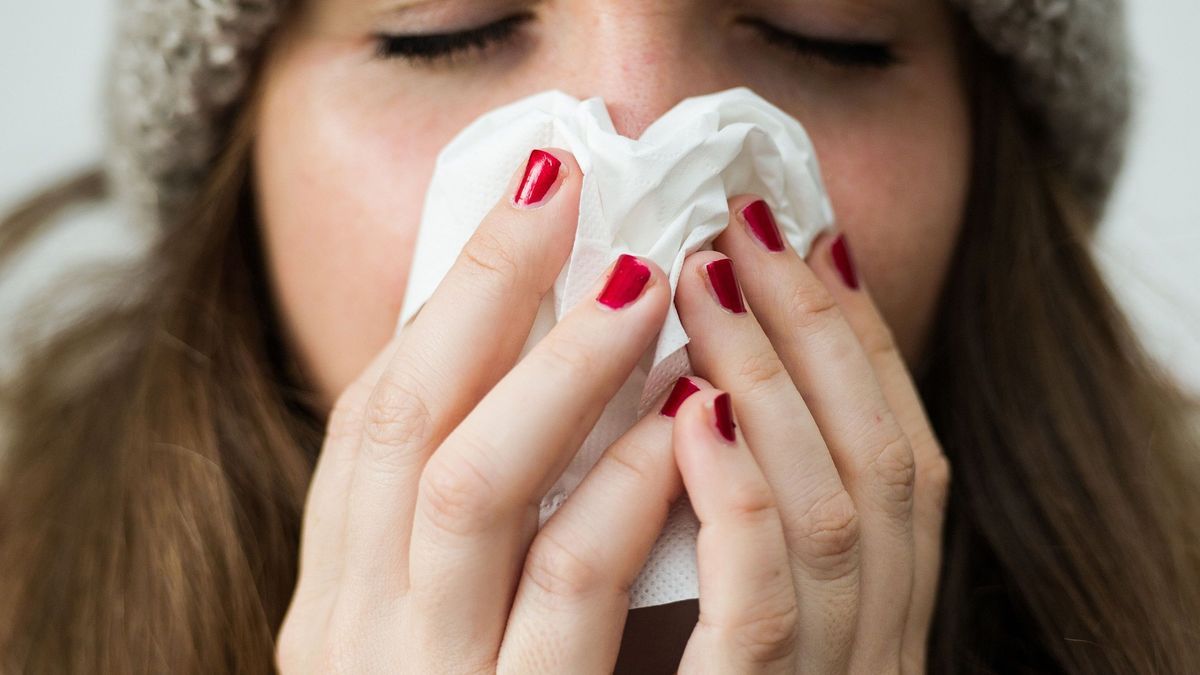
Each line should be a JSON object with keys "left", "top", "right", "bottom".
{"left": 276, "top": 148, "right": 689, "bottom": 672}
{"left": 668, "top": 196, "right": 951, "bottom": 673}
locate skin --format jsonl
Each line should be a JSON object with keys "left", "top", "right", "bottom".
{"left": 257, "top": 0, "right": 968, "bottom": 671}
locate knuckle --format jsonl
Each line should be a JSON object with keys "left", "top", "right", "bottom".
{"left": 860, "top": 320, "right": 901, "bottom": 364}
{"left": 790, "top": 489, "right": 861, "bottom": 581}
{"left": 418, "top": 450, "right": 502, "bottom": 537}
{"left": 726, "top": 478, "right": 782, "bottom": 528}
{"left": 919, "top": 451, "right": 953, "bottom": 513}
{"left": 460, "top": 226, "right": 525, "bottom": 293}
{"left": 596, "top": 441, "right": 658, "bottom": 490}
{"left": 735, "top": 351, "right": 791, "bottom": 402}
{"left": 360, "top": 372, "right": 434, "bottom": 467}
{"left": 783, "top": 280, "right": 841, "bottom": 333}
{"left": 536, "top": 332, "right": 598, "bottom": 379}
{"left": 735, "top": 602, "right": 800, "bottom": 664}
{"left": 325, "top": 389, "right": 367, "bottom": 444}
{"left": 699, "top": 600, "right": 799, "bottom": 666}
{"left": 523, "top": 530, "right": 608, "bottom": 606}
{"left": 864, "top": 433, "right": 917, "bottom": 516}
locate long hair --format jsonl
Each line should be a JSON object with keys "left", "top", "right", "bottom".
{"left": 1, "top": 12, "right": 1198, "bottom": 673}
{"left": 923, "top": 37, "right": 1200, "bottom": 672}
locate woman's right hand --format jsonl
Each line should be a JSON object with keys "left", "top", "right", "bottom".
{"left": 275, "top": 148, "right": 684, "bottom": 673}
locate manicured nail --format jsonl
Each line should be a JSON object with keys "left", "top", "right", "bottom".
{"left": 704, "top": 258, "right": 746, "bottom": 314}
{"left": 597, "top": 254, "right": 652, "bottom": 309}
{"left": 830, "top": 234, "right": 860, "bottom": 290}
{"left": 513, "top": 149, "right": 562, "bottom": 207}
{"left": 712, "top": 392, "right": 737, "bottom": 443}
{"left": 660, "top": 377, "right": 701, "bottom": 417}
{"left": 740, "top": 200, "right": 785, "bottom": 252}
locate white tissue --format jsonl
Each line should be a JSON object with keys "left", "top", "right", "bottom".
{"left": 397, "top": 87, "right": 835, "bottom": 609}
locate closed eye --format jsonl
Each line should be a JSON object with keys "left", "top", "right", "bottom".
{"left": 374, "top": 13, "right": 898, "bottom": 71}
{"left": 374, "top": 12, "right": 533, "bottom": 64}
{"left": 738, "top": 17, "right": 898, "bottom": 69}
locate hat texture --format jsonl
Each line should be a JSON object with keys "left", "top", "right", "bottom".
{"left": 103, "top": 0, "right": 1132, "bottom": 232}
{"left": 952, "top": 0, "right": 1132, "bottom": 213}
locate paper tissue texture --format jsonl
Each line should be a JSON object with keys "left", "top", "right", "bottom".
{"left": 397, "top": 87, "right": 835, "bottom": 609}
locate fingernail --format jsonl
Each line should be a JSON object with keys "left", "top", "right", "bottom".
{"left": 513, "top": 149, "right": 562, "bottom": 207}
{"left": 704, "top": 258, "right": 746, "bottom": 314}
{"left": 597, "top": 254, "right": 652, "bottom": 309}
{"left": 712, "top": 392, "right": 737, "bottom": 443}
{"left": 660, "top": 377, "right": 701, "bottom": 417}
{"left": 739, "top": 200, "right": 785, "bottom": 252}
{"left": 830, "top": 234, "right": 860, "bottom": 290}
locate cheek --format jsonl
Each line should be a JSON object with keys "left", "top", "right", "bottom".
{"left": 255, "top": 50, "right": 450, "bottom": 400}
{"left": 812, "top": 96, "right": 970, "bottom": 364}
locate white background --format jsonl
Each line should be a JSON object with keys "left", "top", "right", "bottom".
{"left": 1, "top": 1, "right": 1197, "bottom": 392}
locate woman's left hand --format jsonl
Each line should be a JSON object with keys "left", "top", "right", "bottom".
{"left": 668, "top": 195, "right": 952, "bottom": 674}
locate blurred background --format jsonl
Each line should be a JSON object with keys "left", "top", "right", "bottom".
{"left": 1, "top": 1, "right": 1197, "bottom": 392}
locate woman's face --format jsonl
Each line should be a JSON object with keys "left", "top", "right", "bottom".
{"left": 254, "top": 0, "right": 970, "bottom": 406}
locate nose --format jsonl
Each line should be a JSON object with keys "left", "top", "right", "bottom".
{"left": 554, "top": 3, "right": 735, "bottom": 139}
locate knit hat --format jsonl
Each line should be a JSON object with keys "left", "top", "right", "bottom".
{"left": 103, "top": 0, "right": 1132, "bottom": 233}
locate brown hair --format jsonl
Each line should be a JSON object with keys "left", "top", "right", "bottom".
{"left": 1, "top": 13, "right": 1198, "bottom": 674}
{"left": 922, "top": 38, "right": 1200, "bottom": 671}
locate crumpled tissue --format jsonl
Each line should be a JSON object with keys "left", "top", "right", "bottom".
{"left": 396, "top": 87, "right": 835, "bottom": 609}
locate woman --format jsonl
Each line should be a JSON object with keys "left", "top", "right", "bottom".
{"left": 2, "top": 0, "right": 1197, "bottom": 672}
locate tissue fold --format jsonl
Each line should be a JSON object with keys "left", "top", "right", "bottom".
{"left": 397, "top": 87, "right": 835, "bottom": 609}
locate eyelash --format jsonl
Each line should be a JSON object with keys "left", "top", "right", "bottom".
{"left": 736, "top": 18, "right": 898, "bottom": 69}
{"left": 374, "top": 14, "right": 897, "bottom": 70}
{"left": 374, "top": 13, "right": 533, "bottom": 64}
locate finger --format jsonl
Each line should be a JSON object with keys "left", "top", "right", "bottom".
{"left": 279, "top": 335, "right": 406, "bottom": 656}
{"left": 673, "top": 389, "right": 799, "bottom": 674}
{"left": 496, "top": 377, "right": 702, "bottom": 673}
{"left": 403, "top": 254, "right": 670, "bottom": 670}
{"left": 287, "top": 337, "right": 403, "bottom": 603}
{"left": 807, "top": 231, "right": 952, "bottom": 672}
{"left": 332, "top": 148, "right": 580, "bottom": 602}
{"left": 674, "top": 250, "right": 859, "bottom": 672}
{"left": 715, "top": 196, "right": 916, "bottom": 671}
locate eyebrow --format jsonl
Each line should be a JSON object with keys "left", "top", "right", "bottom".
{"left": 353, "top": 0, "right": 903, "bottom": 33}
{"left": 362, "top": 0, "right": 520, "bottom": 23}
{"left": 376, "top": 0, "right": 443, "bottom": 11}
{"left": 319, "top": 0, "right": 449, "bottom": 27}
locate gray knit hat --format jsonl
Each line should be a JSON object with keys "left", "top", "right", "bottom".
{"left": 103, "top": 0, "right": 1132, "bottom": 233}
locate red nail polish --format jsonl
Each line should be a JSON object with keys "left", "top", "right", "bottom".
{"left": 830, "top": 234, "right": 860, "bottom": 290}
{"left": 513, "top": 149, "right": 562, "bottom": 206}
{"left": 660, "top": 377, "right": 701, "bottom": 417}
{"left": 713, "top": 392, "right": 737, "bottom": 443}
{"left": 740, "top": 200, "right": 785, "bottom": 252}
{"left": 704, "top": 258, "right": 746, "bottom": 314}
{"left": 597, "top": 254, "right": 652, "bottom": 309}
